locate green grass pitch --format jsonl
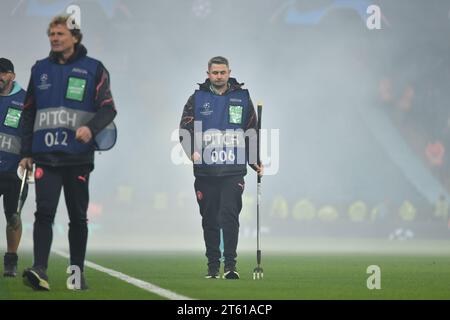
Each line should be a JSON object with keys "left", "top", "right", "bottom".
{"left": 1, "top": 250, "right": 450, "bottom": 300}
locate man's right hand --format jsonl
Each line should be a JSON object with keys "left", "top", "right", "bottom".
{"left": 19, "top": 157, "right": 33, "bottom": 171}
{"left": 191, "top": 152, "right": 201, "bottom": 162}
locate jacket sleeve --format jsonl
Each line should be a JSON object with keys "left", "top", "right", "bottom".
{"left": 179, "top": 94, "right": 195, "bottom": 159}
{"left": 20, "top": 73, "right": 37, "bottom": 158}
{"left": 85, "top": 62, "right": 117, "bottom": 137}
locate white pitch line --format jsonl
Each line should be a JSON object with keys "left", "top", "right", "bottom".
{"left": 52, "top": 249, "right": 193, "bottom": 300}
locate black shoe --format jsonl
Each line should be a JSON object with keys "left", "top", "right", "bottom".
{"left": 23, "top": 267, "right": 50, "bottom": 291}
{"left": 205, "top": 268, "right": 220, "bottom": 279}
{"left": 67, "top": 272, "right": 89, "bottom": 290}
{"left": 223, "top": 267, "right": 240, "bottom": 280}
{"left": 3, "top": 253, "right": 18, "bottom": 277}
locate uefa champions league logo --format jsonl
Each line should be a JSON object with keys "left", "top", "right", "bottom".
{"left": 40, "top": 73, "right": 48, "bottom": 83}
{"left": 38, "top": 73, "right": 51, "bottom": 90}
{"left": 200, "top": 102, "right": 213, "bottom": 116}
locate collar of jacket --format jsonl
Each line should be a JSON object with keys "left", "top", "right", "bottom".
{"left": 198, "top": 77, "right": 244, "bottom": 94}
{"left": 48, "top": 44, "right": 88, "bottom": 64}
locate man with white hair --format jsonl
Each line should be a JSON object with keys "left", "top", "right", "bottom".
{"left": 20, "top": 15, "right": 117, "bottom": 291}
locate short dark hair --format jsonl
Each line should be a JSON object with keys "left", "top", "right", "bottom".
{"left": 208, "top": 56, "right": 229, "bottom": 69}
{"left": 0, "top": 58, "right": 14, "bottom": 73}
{"left": 47, "top": 15, "right": 83, "bottom": 44}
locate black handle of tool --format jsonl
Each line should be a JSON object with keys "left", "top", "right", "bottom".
{"left": 257, "top": 103, "right": 262, "bottom": 183}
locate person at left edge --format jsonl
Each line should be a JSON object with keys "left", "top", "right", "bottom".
{"left": 0, "top": 58, "right": 28, "bottom": 277}
{"left": 19, "top": 15, "right": 117, "bottom": 291}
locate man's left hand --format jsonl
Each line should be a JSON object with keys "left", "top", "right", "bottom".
{"left": 253, "top": 163, "right": 264, "bottom": 177}
{"left": 75, "top": 126, "right": 93, "bottom": 144}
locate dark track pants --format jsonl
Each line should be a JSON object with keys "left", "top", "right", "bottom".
{"left": 0, "top": 174, "right": 28, "bottom": 222}
{"left": 33, "top": 165, "right": 92, "bottom": 272}
{"left": 194, "top": 175, "right": 245, "bottom": 270}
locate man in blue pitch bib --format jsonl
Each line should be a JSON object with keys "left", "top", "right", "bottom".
{"left": 180, "top": 56, "right": 263, "bottom": 279}
{"left": 19, "top": 15, "right": 117, "bottom": 291}
{"left": 0, "top": 58, "right": 28, "bottom": 277}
